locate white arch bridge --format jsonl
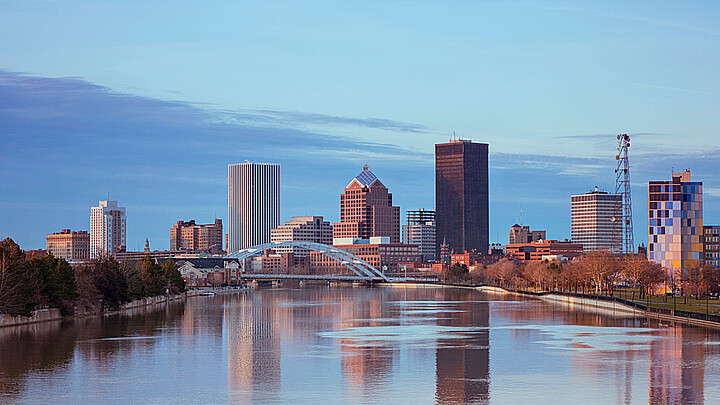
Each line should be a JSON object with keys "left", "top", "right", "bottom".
{"left": 224, "top": 241, "right": 390, "bottom": 282}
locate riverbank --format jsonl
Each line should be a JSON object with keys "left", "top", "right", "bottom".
{"left": 523, "top": 290, "right": 720, "bottom": 330}
{"left": 390, "top": 282, "right": 720, "bottom": 330}
{"left": 0, "top": 290, "right": 205, "bottom": 328}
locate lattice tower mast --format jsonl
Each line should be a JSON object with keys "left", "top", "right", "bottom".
{"left": 612, "top": 134, "right": 634, "bottom": 254}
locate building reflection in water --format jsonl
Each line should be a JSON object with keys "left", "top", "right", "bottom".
{"left": 0, "top": 300, "right": 187, "bottom": 403}
{"left": 6, "top": 287, "right": 720, "bottom": 403}
{"left": 338, "top": 289, "right": 395, "bottom": 401}
{"left": 226, "top": 292, "right": 282, "bottom": 403}
{"left": 434, "top": 288, "right": 490, "bottom": 405}
{"left": 495, "top": 294, "right": 716, "bottom": 404}
{"left": 649, "top": 327, "right": 706, "bottom": 405}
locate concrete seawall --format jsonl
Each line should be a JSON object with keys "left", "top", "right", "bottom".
{"left": 392, "top": 282, "right": 720, "bottom": 329}
{"left": 475, "top": 285, "right": 720, "bottom": 329}
{"left": 0, "top": 290, "right": 202, "bottom": 328}
{"left": 0, "top": 308, "right": 63, "bottom": 328}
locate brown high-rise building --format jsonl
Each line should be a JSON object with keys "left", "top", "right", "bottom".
{"left": 435, "top": 139, "right": 489, "bottom": 256}
{"left": 46, "top": 229, "right": 90, "bottom": 261}
{"left": 508, "top": 224, "right": 546, "bottom": 245}
{"left": 170, "top": 219, "right": 223, "bottom": 253}
{"left": 333, "top": 165, "right": 401, "bottom": 243}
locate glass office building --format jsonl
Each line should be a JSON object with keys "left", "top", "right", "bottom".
{"left": 648, "top": 169, "right": 703, "bottom": 280}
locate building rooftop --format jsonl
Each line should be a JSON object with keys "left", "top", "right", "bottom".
{"left": 348, "top": 164, "right": 382, "bottom": 188}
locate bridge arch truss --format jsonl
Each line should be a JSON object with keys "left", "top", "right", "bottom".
{"left": 224, "top": 241, "right": 389, "bottom": 282}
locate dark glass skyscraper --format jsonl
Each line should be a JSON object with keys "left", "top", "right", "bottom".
{"left": 435, "top": 140, "right": 489, "bottom": 256}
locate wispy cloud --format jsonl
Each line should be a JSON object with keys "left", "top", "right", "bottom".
{"left": 212, "top": 109, "right": 429, "bottom": 134}
{"left": 0, "top": 70, "right": 435, "bottom": 248}
{"left": 555, "top": 132, "right": 666, "bottom": 140}
{"left": 490, "top": 152, "right": 607, "bottom": 176}
{"left": 2, "top": 70, "right": 719, "bottom": 250}
{"left": 705, "top": 187, "right": 720, "bottom": 198}
{"left": 631, "top": 82, "right": 720, "bottom": 98}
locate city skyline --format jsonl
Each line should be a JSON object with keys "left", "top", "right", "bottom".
{"left": 1, "top": 2, "right": 719, "bottom": 250}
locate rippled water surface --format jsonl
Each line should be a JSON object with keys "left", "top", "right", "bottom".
{"left": 2, "top": 285, "right": 720, "bottom": 404}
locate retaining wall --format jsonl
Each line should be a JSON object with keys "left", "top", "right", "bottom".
{"left": 0, "top": 308, "right": 63, "bottom": 328}
{"left": 475, "top": 285, "right": 720, "bottom": 329}
{"left": 0, "top": 291, "right": 200, "bottom": 328}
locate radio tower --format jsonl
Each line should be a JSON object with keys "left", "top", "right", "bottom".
{"left": 612, "top": 134, "right": 634, "bottom": 254}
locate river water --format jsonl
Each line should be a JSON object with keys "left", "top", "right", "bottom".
{"left": 1, "top": 285, "right": 720, "bottom": 404}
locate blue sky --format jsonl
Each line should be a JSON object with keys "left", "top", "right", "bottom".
{"left": 1, "top": 1, "right": 719, "bottom": 250}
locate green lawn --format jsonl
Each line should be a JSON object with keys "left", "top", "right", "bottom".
{"left": 592, "top": 289, "right": 720, "bottom": 315}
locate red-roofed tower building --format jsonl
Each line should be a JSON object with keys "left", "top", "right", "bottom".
{"left": 332, "top": 165, "right": 401, "bottom": 243}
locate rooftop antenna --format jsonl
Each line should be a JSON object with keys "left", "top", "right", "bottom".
{"left": 520, "top": 204, "right": 523, "bottom": 226}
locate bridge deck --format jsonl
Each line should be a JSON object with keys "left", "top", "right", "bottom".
{"left": 241, "top": 273, "right": 385, "bottom": 282}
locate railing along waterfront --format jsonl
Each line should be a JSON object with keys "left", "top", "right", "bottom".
{"left": 428, "top": 280, "right": 720, "bottom": 325}
{"left": 516, "top": 289, "right": 720, "bottom": 324}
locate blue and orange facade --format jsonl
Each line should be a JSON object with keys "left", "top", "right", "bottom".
{"left": 648, "top": 169, "right": 703, "bottom": 281}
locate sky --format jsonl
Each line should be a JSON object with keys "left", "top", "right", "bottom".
{"left": 1, "top": 1, "right": 719, "bottom": 251}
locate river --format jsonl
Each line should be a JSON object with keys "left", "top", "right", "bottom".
{"left": 1, "top": 285, "right": 720, "bottom": 404}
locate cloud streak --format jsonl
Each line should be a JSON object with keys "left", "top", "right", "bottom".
{"left": 1, "top": 70, "right": 718, "bottom": 250}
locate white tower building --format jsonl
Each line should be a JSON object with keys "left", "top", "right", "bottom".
{"left": 90, "top": 200, "right": 126, "bottom": 258}
{"left": 228, "top": 162, "right": 280, "bottom": 253}
{"left": 571, "top": 188, "right": 621, "bottom": 252}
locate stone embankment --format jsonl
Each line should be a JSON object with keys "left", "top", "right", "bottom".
{"left": 0, "top": 290, "right": 203, "bottom": 328}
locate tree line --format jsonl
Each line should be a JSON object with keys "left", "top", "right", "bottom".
{"left": 0, "top": 238, "right": 185, "bottom": 317}
{"left": 443, "top": 250, "right": 720, "bottom": 299}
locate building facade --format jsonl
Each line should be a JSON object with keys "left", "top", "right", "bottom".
{"left": 435, "top": 139, "right": 489, "bottom": 256}
{"left": 648, "top": 170, "right": 703, "bottom": 278}
{"left": 333, "top": 165, "right": 401, "bottom": 243}
{"left": 46, "top": 229, "right": 90, "bottom": 261}
{"left": 310, "top": 237, "right": 421, "bottom": 275}
{"left": 170, "top": 219, "right": 223, "bottom": 253}
{"left": 270, "top": 216, "right": 333, "bottom": 256}
{"left": 703, "top": 225, "right": 720, "bottom": 268}
{"left": 90, "top": 200, "right": 126, "bottom": 258}
{"left": 402, "top": 209, "right": 436, "bottom": 262}
{"left": 571, "top": 188, "right": 622, "bottom": 252}
{"left": 249, "top": 250, "right": 310, "bottom": 274}
{"left": 505, "top": 240, "right": 584, "bottom": 261}
{"left": 508, "top": 224, "right": 546, "bottom": 245}
{"left": 228, "top": 162, "right": 281, "bottom": 253}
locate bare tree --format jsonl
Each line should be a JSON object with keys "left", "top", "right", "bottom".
{"left": 641, "top": 261, "right": 666, "bottom": 296}
{"left": 563, "top": 260, "right": 589, "bottom": 293}
{"left": 704, "top": 264, "right": 720, "bottom": 295}
{"left": 485, "top": 258, "right": 519, "bottom": 287}
{"left": 523, "top": 261, "right": 550, "bottom": 291}
{"left": 621, "top": 254, "right": 648, "bottom": 300}
{"left": 579, "top": 250, "right": 618, "bottom": 295}
{"left": 684, "top": 266, "right": 704, "bottom": 299}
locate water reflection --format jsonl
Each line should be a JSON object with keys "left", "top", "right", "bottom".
{"left": 648, "top": 327, "right": 705, "bottom": 405}
{"left": 434, "top": 290, "right": 489, "bottom": 405}
{"left": 0, "top": 301, "right": 187, "bottom": 403}
{"left": 2, "top": 286, "right": 720, "bottom": 404}
{"left": 227, "top": 293, "right": 282, "bottom": 403}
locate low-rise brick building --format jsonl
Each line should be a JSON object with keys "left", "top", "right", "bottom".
{"left": 505, "top": 240, "right": 583, "bottom": 261}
